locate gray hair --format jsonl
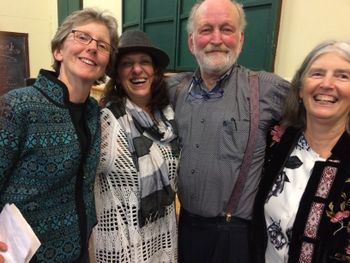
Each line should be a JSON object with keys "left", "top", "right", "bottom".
{"left": 187, "top": 0, "right": 247, "bottom": 34}
{"left": 282, "top": 40, "right": 350, "bottom": 131}
{"left": 51, "top": 8, "right": 119, "bottom": 76}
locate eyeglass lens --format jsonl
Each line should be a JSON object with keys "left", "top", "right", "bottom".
{"left": 71, "top": 30, "right": 113, "bottom": 53}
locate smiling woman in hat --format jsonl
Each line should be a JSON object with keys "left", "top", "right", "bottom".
{"left": 91, "top": 30, "right": 179, "bottom": 262}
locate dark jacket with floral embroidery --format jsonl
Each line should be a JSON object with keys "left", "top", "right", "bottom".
{"left": 253, "top": 127, "right": 350, "bottom": 263}
{"left": 0, "top": 69, "right": 100, "bottom": 262}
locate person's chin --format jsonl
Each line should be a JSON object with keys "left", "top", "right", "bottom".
{"left": 204, "top": 62, "right": 231, "bottom": 75}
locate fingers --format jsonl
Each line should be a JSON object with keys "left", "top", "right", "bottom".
{"left": 0, "top": 241, "right": 7, "bottom": 252}
{"left": 0, "top": 241, "right": 7, "bottom": 263}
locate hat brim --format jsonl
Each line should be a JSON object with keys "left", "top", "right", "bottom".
{"left": 117, "top": 46, "right": 170, "bottom": 69}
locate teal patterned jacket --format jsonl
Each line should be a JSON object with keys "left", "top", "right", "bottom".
{"left": 0, "top": 69, "right": 101, "bottom": 262}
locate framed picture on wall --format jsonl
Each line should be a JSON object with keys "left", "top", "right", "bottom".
{"left": 0, "top": 31, "right": 30, "bottom": 95}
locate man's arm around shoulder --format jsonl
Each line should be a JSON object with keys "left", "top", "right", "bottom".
{"left": 165, "top": 72, "right": 193, "bottom": 107}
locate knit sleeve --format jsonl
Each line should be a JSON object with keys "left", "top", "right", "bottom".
{"left": 0, "top": 93, "right": 22, "bottom": 191}
{"left": 98, "top": 108, "right": 116, "bottom": 174}
{"left": 97, "top": 108, "right": 134, "bottom": 175}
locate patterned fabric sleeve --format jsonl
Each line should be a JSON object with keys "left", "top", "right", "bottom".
{"left": 0, "top": 93, "right": 22, "bottom": 191}
{"left": 93, "top": 108, "right": 137, "bottom": 261}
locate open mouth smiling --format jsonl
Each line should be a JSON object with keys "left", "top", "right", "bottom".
{"left": 130, "top": 78, "right": 147, "bottom": 85}
{"left": 314, "top": 94, "right": 338, "bottom": 104}
{"left": 80, "top": 57, "right": 97, "bottom": 66}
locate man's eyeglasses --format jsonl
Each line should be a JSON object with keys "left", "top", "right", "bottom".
{"left": 71, "top": 30, "right": 114, "bottom": 54}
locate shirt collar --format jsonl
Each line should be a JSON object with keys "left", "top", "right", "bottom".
{"left": 192, "top": 64, "right": 235, "bottom": 92}
{"left": 187, "top": 65, "right": 236, "bottom": 101}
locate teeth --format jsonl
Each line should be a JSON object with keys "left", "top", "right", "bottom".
{"left": 314, "top": 95, "right": 337, "bottom": 103}
{"left": 131, "top": 79, "right": 146, "bottom": 84}
{"left": 80, "top": 58, "right": 96, "bottom": 65}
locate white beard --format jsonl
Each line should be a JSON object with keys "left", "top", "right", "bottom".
{"left": 193, "top": 45, "right": 241, "bottom": 75}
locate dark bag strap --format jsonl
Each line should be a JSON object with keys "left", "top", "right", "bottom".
{"left": 225, "top": 72, "right": 259, "bottom": 221}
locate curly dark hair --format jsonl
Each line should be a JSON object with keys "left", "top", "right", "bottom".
{"left": 100, "top": 56, "right": 169, "bottom": 114}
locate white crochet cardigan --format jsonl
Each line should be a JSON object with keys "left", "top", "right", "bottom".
{"left": 92, "top": 108, "right": 178, "bottom": 263}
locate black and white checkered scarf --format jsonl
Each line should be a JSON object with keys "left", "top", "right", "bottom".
{"left": 108, "top": 98, "right": 177, "bottom": 226}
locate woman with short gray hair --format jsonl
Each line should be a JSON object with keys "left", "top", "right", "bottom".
{"left": 0, "top": 8, "right": 118, "bottom": 262}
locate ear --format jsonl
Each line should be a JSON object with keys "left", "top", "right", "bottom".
{"left": 53, "top": 48, "right": 63, "bottom": 62}
{"left": 188, "top": 33, "right": 195, "bottom": 55}
{"left": 238, "top": 32, "right": 244, "bottom": 52}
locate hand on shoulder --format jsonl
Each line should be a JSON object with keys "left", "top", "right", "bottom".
{"left": 0, "top": 241, "right": 8, "bottom": 263}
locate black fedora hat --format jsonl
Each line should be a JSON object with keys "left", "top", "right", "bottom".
{"left": 117, "top": 30, "right": 170, "bottom": 69}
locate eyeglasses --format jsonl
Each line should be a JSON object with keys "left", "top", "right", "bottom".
{"left": 71, "top": 30, "right": 114, "bottom": 54}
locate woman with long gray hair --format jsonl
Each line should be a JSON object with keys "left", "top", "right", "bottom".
{"left": 253, "top": 40, "right": 350, "bottom": 263}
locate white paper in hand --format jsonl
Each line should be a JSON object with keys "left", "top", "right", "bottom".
{"left": 0, "top": 203, "right": 41, "bottom": 263}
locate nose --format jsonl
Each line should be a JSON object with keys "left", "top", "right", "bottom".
{"left": 321, "top": 74, "right": 336, "bottom": 88}
{"left": 131, "top": 63, "right": 143, "bottom": 74}
{"left": 87, "top": 40, "right": 98, "bottom": 53}
{"left": 211, "top": 29, "right": 223, "bottom": 45}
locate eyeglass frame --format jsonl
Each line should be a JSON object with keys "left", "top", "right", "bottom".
{"left": 71, "top": 29, "right": 115, "bottom": 54}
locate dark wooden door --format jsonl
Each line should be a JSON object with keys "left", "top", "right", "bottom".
{"left": 122, "top": 0, "right": 282, "bottom": 72}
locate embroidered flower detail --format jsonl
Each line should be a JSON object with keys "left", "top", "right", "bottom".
{"left": 327, "top": 200, "right": 350, "bottom": 236}
{"left": 330, "top": 211, "right": 350, "bottom": 223}
{"left": 346, "top": 240, "right": 350, "bottom": 256}
{"left": 326, "top": 190, "right": 350, "bottom": 261}
{"left": 270, "top": 125, "right": 285, "bottom": 145}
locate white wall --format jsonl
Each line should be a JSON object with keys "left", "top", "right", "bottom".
{"left": 0, "top": 0, "right": 121, "bottom": 78}
{"left": 0, "top": 0, "right": 57, "bottom": 77}
{"left": 275, "top": 0, "right": 350, "bottom": 80}
{"left": 83, "top": 0, "right": 122, "bottom": 34}
{"left": 1, "top": 0, "right": 350, "bottom": 81}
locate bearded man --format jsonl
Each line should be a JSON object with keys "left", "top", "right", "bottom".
{"left": 166, "top": 0, "right": 290, "bottom": 262}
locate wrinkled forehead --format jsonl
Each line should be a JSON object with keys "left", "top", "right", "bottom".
{"left": 194, "top": 0, "right": 241, "bottom": 28}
